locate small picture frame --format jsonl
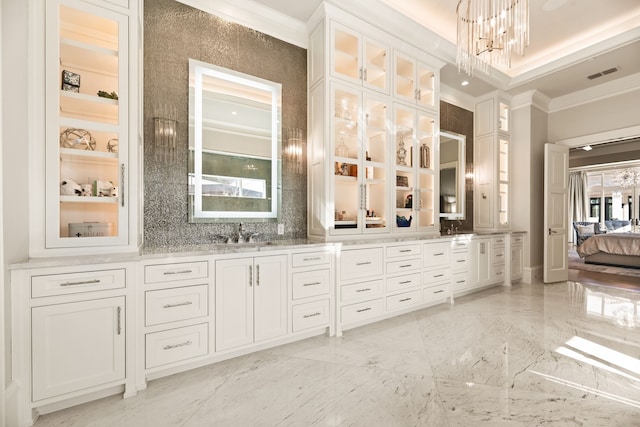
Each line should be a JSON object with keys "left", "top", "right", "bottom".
{"left": 62, "top": 70, "right": 81, "bottom": 87}
{"left": 61, "top": 83, "right": 79, "bottom": 93}
{"left": 396, "top": 175, "right": 408, "bottom": 187}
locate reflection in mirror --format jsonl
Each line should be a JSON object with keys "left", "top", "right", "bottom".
{"left": 188, "top": 59, "right": 282, "bottom": 222}
{"left": 439, "top": 130, "right": 466, "bottom": 219}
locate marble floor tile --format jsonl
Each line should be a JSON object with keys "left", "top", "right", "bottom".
{"left": 34, "top": 279, "right": 640, "bottom": 427}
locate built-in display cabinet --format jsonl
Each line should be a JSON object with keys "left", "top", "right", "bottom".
{"left": 307, "top": 3, "right": 444, "bottom": 241}
{"left": 474, "top": 92, "right": 511, "bottom": 232}
{"left": 34, "top": 0, "right": 140, "bottom": 256}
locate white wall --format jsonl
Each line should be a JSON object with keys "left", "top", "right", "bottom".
{"left": 2, "top": 0, "right": 31, "bottom": 422}
{"left": 548, "top": 88, "right": 640, "bottom": 143}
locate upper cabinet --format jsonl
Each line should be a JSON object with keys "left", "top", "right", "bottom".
{"left": 36, "top": 0, "right": 140, "bottom": 256}
{"left": 330, "top": 22, "right": 389, "bottom": 95}
{"left": 307, "top": 3, "right": 443, "bottom": 241}
{"left": 474, "top": 93, "right": 511, "bottom": 231}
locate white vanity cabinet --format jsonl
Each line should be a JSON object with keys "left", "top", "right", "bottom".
{"left": 474, "top": 92, "right": 511, "bottom": 232}
{"left": 215, "top": 255, "right": 287, "bottom": 352}
{"left": 34, "top": 0, "right": 140, "bottom": 256}
{"left": 511, "top": 233, "right": 524, "bottom": 282}
{"left": 10, "top": 262, "right": 135, "bottom": 425}
{"left": 491, "top": 235, "right": 507, "bottom": 283}
{"left": 422, "top": 240, "right": 452, "bottom": 304}
{"left": 142, "top": 260, "right": 211, "bottom": 373}
{"left": 307, "top": 3, "right": 444, "bottom": 241}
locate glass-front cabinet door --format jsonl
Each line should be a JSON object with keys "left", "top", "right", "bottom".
{"left": 45, "top": 0, "right": 128, "bottom": 248}
{"left": 393, "top": 104, "right": 437, "bottom": 233}
{"left": 331, "top": 84, "right": 389, "bottom": 235}
{"left": 498, "top": 137, "right": 510, "bottom": 227}
{"left": 331, "top": 22, "right": 389, "bottom": 94}
{"left": 393, "top": 51, "right": 436, "bottom": 110}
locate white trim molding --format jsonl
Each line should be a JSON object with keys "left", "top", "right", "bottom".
{"left": 549, "top": 72, "right": 640, "bottom": 113}
{"left": 555, "top": 125, "right": 640, "bottom": 148}
{"left": 440, "top": 84, "right": 475, "bottom": 112}
{"left": 511, "top": 90, "right": 551, "bottom": 113}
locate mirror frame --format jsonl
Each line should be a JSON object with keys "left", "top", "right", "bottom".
{"left": 188, "top": 59, "right": 282, "bottom": 222}
{"left": 439, "top": 130, "right": 466, "bottom": 220}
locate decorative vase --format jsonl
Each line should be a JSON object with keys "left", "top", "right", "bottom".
{"left": 397, "top": 136, "right": 407, "bottom": 166}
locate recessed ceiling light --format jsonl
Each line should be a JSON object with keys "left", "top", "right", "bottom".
{"left": 461, "top": 80, "right": 469, "bottom": 86}
{"left": 542, "top": 0, "right": 568, "bottom": 12}
{"left": 582, "top": 145, "right": 592, "bottom": 151}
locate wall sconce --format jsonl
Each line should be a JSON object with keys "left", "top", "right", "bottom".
{"left": 284, "top": 128, "right": 304, "bottom": 174}
{"left": 153, "top": 104, "right": 178, "bottom": 163}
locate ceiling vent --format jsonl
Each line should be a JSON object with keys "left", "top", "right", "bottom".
{"left": 587, "top": 66, "right": 620, "bottom": 80}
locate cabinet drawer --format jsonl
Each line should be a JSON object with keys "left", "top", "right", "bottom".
{"left": 386, "top": 258, "right": 421, "bottom": 274}
{"left": 145, "top": 323, "right": 208, "bottom": 369}
{"left": 292, "top": 299, "right": 330, "bottom": 332}
{"left": 386, "top": 273, "right": 421, "bottom": 292}
{"left": 386, "top": 243, "right": 421, "bottom": 258}
{"left": 145, "top": 285, "right": 208, "bottom": 326}
{"left": 292, "top": 269, "right": 330, "bottom": 300}
{"left": 386, "top": 289, "right": 423, "bottom": 312}
{"left": 451, "top": 252, "right": 469, "bottom": 271}
{"left": 32, "top": 269, "right": 126, "bottom": 298}
{"left": 292, "top": 251, "right": 332, "bottom": 268}
{"left": 340, "top": 248, "right": 383, "bottom": 281}
{"left": 451, "top": 237, "right": 471, "bottom": 251}
{"left": 145, "top": 261, "right": 208, "bottom": 284}
{"left": 423, "top": 268, "right": 450, "bottom": 284}
{"left": 341, "top": 280, "right": 383, "bottom": 303}
{"left": 452, "top": 271, "right": 470, "bottom": 291}
{"left": 341, "top": 299, "right": 384, "bottom": 324}
{"left": 511, "top": 235, "right": 524, "bottom": 245}
{"left": 424, "top": 284, "right": 449, "bottom": 303}
{"left": 493, "top": 246, "right": 506, "bottom": 264}
{"left": 493, "top": 265, "right": 505, "bottom": 281}
{"left": 492, "top": 236, "right": 506, "bottom": 247}
{"left": 423, "top": 242, "right": 451, "bottom": 268}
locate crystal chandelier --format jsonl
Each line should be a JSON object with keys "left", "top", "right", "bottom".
{"left": 613, "top": 168, "right": 640, "bottom": 188}
{"left": 456, "top": 0, "right": 530, "bottom": 76}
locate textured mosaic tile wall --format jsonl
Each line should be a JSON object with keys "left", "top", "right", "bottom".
{"left": 440, "top": 101, "right": 474, "bottom": 232}
{"left": 143, "top": 0, "right": 307, "bottom": 248}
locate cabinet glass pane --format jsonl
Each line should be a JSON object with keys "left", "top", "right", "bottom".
{"left": 499, "top": 138, "right": 509, "bottom": 182}
{"left": 394, "top": 105, "right": 415, "bottom": 230}
{"left": 56, "top": 3, "right": 122, "bottom": 241}
{"left": 418, "top": 172, "right": 435, "bottom": 228}
{"left": 333, "top": 27, "right": 359, "bottom": 80}
{"left": 364, "top": 40, "right": 387, "bottom": 92}
{"left": 364, "top": 97, "right": 388, "bottom": 230}
{"left": 416, "top": 63, "right": 435, "bottom": 109}
{"left": 499, "top": 102, "right": 509, "bottom": 132}
{"left": 417, "top": 113, "right": 434, "bottom": 171}
{"left": 394, "top": 55, "right": 414, "bottom": 100}
{"left": 499, "top": 183, "right": 509, "bottom": 225}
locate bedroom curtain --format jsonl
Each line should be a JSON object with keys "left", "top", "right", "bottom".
{"left": 568, "top": 171, "right": 588, "bottom": 243}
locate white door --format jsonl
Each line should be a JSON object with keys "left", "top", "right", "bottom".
{"left": 254, "top": 255, "right": 287, "bottom": 342}
{"left": 32, "top": 296, "right": 125, "bottom": 401}
{"left": 215, "top": 258, "right": 254, "bottom": 351}
{"left": 544, "top": 143, "right": 569, "bottom": 283}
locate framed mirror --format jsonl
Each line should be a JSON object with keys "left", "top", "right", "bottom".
{"left": 188, "top": 59, "right": 282, "bottom": 222}
{"left": 439, "top": 130, "right": 466, "bottom": 219}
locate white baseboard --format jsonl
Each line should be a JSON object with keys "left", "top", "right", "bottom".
{"left": 524, "top": 265, "right": 543, "bottom": 284}
{"left": 5, "top": 381, "right": 20, "bottom": 427}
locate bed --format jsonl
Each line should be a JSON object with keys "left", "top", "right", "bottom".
{"left": 576, "top": 233, "right": 640, "bottom": 268}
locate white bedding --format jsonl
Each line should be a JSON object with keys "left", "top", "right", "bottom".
{"left": 576, "top": 233, "right": 640, "bottom": 257}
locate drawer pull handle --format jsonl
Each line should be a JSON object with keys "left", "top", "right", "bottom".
{"left": 163, "top": 269, "right": 193, "bottom": 275}
{"left": 60, "top": 279, "right": 101, "bottom": 287}
{"left": 356, "top": 307, "right": 372, "bottom": 313}
{"left": 163, "top": 301, "right": 193, "bottom": 309}
{"left": 433, "top": 274, "right": 444, "bottom": 278}
{"left": 456, "top": 280, "right": 466, "bottom": 284}
{"left": 117, "top": 306, "right": 122, "bottom": 335}
{"left": 356, "top": 261, "right": 372, "bottom": 266}
{"left": 399, "top": 249, "right": 412, "bottom": 253}
{"left": 456, "top": 260, "right": 465, "bottom": 263}
{"left": 433, "top": 290, "right": 445, "bottom": 294}
{"left": 303, "top": 257, "right": 322, "bottom": 261}
{"left": 303, "top": 281, "right": 322, "bottom": 287}
{"left": 163, "top": 340, "right": 192, "bottom": 350}
{"left": 399, "top": 280, "right": 412, "bottom": 284}
{"left": 399, "top": 297, "right": 412, "bottom": 302}
{"left": 399, "top": 264, "right": 412, "bottom": 268}
{"left": 434, "top": 252, "right": 444, "bottom": 256}
{"left": 303, "top": 312, "right": 322, "bottom": 319}
{"left": 356, "top": 288, "right": 371, "bottom": 292}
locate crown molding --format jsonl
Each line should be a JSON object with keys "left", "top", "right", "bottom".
{"left": 511, "top": 90, "right": 551, "bottom": 113}
{"left": 548, "top": 72, "right": 640, "bottom": 113}
{"left": 555, "top": 125, "right": 640, "bottom": 147}
{"left": 176, "top": 0, "right": 308, "bottom": 48}
{"left": 440, "top": 84, "right": 475, "bottom": 112}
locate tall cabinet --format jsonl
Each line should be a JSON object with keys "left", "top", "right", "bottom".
{"left": 474, "top": 92, "right": 511, "bottom": 232}
{"left": 35, "top": 0, "right": 140, "bottom": 256}
{"left": 307, "top": 3, "right": 443, "bottom": 240}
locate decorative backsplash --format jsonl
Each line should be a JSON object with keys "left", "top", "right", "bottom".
{"left": 143, "top": 0, "right": 307, "bottom": 248}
